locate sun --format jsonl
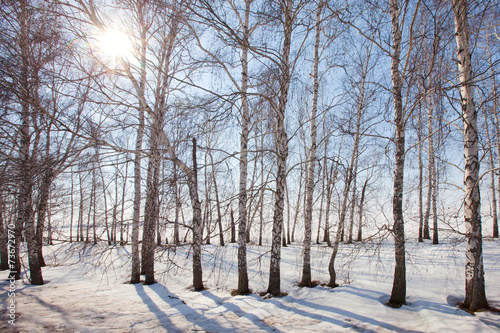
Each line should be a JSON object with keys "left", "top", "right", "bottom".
{"left": 97, "top": 28, "right": 133, "bottom": 60}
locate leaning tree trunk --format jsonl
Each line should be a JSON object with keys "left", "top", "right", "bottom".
{"left": 212, "top": 156, "right": 224, "bottom": 246}
{"left": 327, "top": 161, "right": 354, "bottom": 287}
{"left": 452, "top": 0, "right": 488, "bottom": 312}
{"left": 328, "top": 110, "right": 361, "bottom": 283}
{"left": 357, "top": 177, "right": 369, "bottom": 242}
{"left": 324, "top": 162, "right": 336, "bottom": 247}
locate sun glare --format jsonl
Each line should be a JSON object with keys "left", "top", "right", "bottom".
{"left": 97, "top": 28, "right": 133, "bottom": 60}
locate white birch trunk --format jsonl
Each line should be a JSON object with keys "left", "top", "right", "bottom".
{"left": 301, "top": 0, "right": 323, "bottom": 287}
{"left": 268, "top": 0, "right": 293, "bottom": 297}
{"left": 451, "top": 0, "right": 488, "bottom": 312}
{"left": 236, "top": 0, "right": 251, "bottom": 295}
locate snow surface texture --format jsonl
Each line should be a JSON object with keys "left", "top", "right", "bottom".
{"left": 1, "top": 238, "right": 499, "bottom": 332}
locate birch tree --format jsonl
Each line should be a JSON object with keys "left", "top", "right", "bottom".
{"left": 387, "top": 0, "right": 420, "bottom": 308}
{"left": 451, "top": 0, "right": 488, "bottom": 313}
{"left": 187, "top": 0, "right": 259, "bottom": 295}
{"left": 267, "top": 0, "right": 296, "bottom": 297}
{"left": 300, "top": 0, "right": 323, "bottom": 287}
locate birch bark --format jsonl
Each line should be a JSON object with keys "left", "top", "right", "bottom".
{"left": 451, "top": 0, "right": 488, "bottom": 312}
{"left": 267, "top": 0, "right": 293, "bottom": 297}
{"left": 387, "top": 0, "right": 407, "bottom": 307}
{"left": 301, "top": 0, "right": 323, "bottom": 287}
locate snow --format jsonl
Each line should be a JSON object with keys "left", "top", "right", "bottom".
{"left": 2, "top": 237, "right": 500, "bottom": 332}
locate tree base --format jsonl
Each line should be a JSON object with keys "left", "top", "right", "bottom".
{"left": 259, "top": 291, "right": 288, "bottom": 299}
{"left": 457, "top": 301, "right": 493, "bottom": 314}
{"left": 386, "top": 300, "right": 406, "bottom": 308}
{"left": 298, "top": 280, "right": 320, "bottom": 288}
{"left": 192, "top": 285, "right": 206, "bottom": 292}
{"left": 126, "top": 279, "right": 142, "bottom": 284}
{"left": 231, "top": 289, "right": 252, "bottom": 296}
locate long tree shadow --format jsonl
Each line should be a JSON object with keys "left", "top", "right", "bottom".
{"left": 19, "top": 293, "right": 76, "bottom": 328}
{"left": 133, "top": 283, "right": 185, "bottom": 332}
{"left": 328, "top": 285, "right": 470, "bottom": 318}
{"left": 268, "top": 294, "right": 423, "bottom": 333}
{"left": 135, "top": 283, "right": 239, "bottom": 332}
{"left": 335, "top": 285, "right": 387, "bottom": 303}
{"left": 198, "top": 290, "right": 285, "bottom": 333}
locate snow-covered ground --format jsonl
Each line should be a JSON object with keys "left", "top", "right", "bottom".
{"left": 1, "top": 236, "right": 500, "bottom": 332}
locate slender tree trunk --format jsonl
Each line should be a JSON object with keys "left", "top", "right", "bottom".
{"left": 418, "top": 112, "right": 424, "bottom": 243}
{"left": 452, "top": 0, "right": 487, "bottom": 312}
{"left": 212, "top": 163, "right": 224, "bottom": 246}
{"left": 485, "top": 118, "right": 499, "bottom": 239}
{"left": 70, "top": 169, "right": 74, "bottom": 243}
{"left": 424, "top": 103, "right": 435, "bottom": 240}
{"left": 78, "top": 172, "right": 84, "bottom": 243}
{"left": 301, "top": 0, "right": 322, "bottom": 287}
{"left": 487, "top": 38, "right": 500, "bottom": 239}
{"left": 291, "top": 167, "right": 304, "bottom": 244}
{"left": 191, "top": 138, "right": 204, "bottom": 291}
{"left": 259, "top": 129, "right": 265, "bottom": 246}
{"left": 236, "top": 0, "right": 251, "bottom": 294}
{"left": 15, "top": 0, "right": 39, "bottom": 284}
{"left": 282, "top": 215, "right": 287, "bottom": 247}
{"left": 120, "top": 159, "right": 128, "bottom": 246}
{"left": 357, "top": 177, "right": 369, "bottom": 242}
{"left": 327, "top": 205, "right": 344, "bottom": 288}
{"left": 328, "top": 160, "right": 355, "bottom": 286}
{"left": 130, "top": 4, "right": 147, "bottom": 283}
{"left": 173, "top": 162, "right": 180, "bottom": 245}
{"left": 316, "top": 155, "right": 325, "bottom": 244}
{"left": 267, "top": 0, "right": 293, "bottom": 297}
{"left": 230, "top": 208, "right": 236, "bottom": 243}
{"left": 347, "top": 157, "right": 358, "bottom": 244}
{"left": 488, "top": 144, "right": 498, "bottom": 238}
{"left": 0, "top": 191, "right": 9, "bottom": 270}
{"left": 432, "top": 167, "right": 439, "bottom": 245}
{"left": 338, "top": 113, "right": 362, "bottom": 246}
{"left": 204, "top": 161, "right": 211, "bottom": 245}
{"left": 98, "top": 159, "right": 110, "bottom": 245}
{"left": 324, "top": 163, "right": 335, "bottom": 247}
{"left": 322, "top": 143, "right": 331, "bottom": 244}
{"left": 142, "top": 117, "right": 162, "bottom": 285}
{"left": 387, "top": 0, "right": 408, "bottom": 308}
{"left": 92, "top": 170, "right": 97, "bottom": 245}
{"left": 86, "top": 175, "right": 93, "bottom": 244}
{"left": 35, "top": 171, "right": 54, "bottom": 268}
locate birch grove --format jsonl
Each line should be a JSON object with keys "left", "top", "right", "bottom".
{"left": 0, "top": 0, "right": 498, "bottom": 316}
